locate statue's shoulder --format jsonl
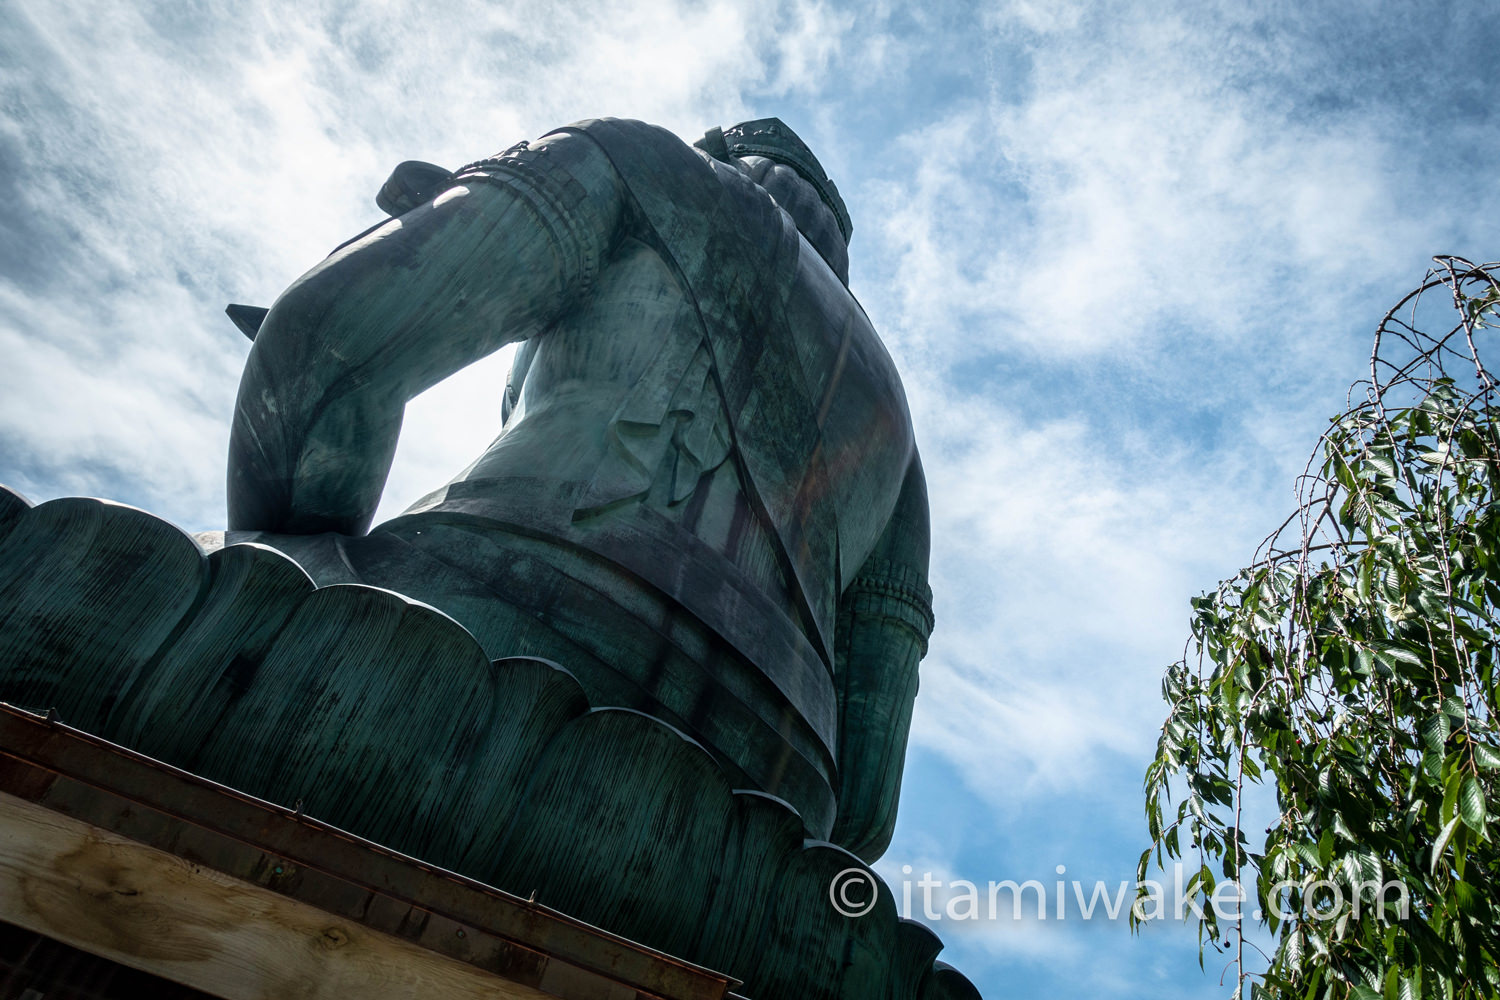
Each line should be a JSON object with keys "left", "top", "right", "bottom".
{"left": 551, "top": 118, "right": 716, "bottom": 190}
{"left": 553, "top": 118, "right": 787, "bottom": 265}
{"left": 558, "top": 117, "right": 695, "bottom": 151}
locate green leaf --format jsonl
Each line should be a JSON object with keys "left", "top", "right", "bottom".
{"left": 1422, "top": 712, "right": 1450, "bottom": 752}
{"left": 1454, "top": 879, "right": 1480, "bottom": 915}
{"left": 1346, "top": 848, "right": 1381, "bottom": 886}
{"left": 1474, "top": 743, "right": 1500, "bottom": 771}
{"left": 1431, "top": 814, "right": 1461, "bottom": 875}
{"left": 1351, "top": 985, "right": 1382, "bottom": 1000}
{"left": 1377, "top": 644, "right": 1424, "bottom": 669}
{"left": 1404, "top": 797, "right": 1425, "bottom": 833}
{"left": 1459, "top": 774, "right": 1486, "bottom": 834}
{"left": 1442, "top": 767, "right": 1462, "bottom": 825}
{"left": 1283, "top": 929, "right": 1303, "bottom": 967}
{"left": 1422, "top": 747, "right": 1443, "bottom": 779}
{"left": 1187, "top": 794, "right": 1206, "bottom": 822}
{"left": 1366, "top": 452, "right": 1398, "bottom": 481}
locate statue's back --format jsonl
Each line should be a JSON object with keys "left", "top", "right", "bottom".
{"left": 361, "top": 124, "right": 918, "bottom": 837}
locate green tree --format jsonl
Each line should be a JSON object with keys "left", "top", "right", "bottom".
{"left": 1140, "top": 258, "right": 1500, "bottom": 999}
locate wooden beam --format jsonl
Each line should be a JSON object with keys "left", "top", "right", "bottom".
{"left": 0, "top": 791, "right": 560, "bottom": 1000}
{"left": 0, "top": 703, "right": 732, "bottom": 1000}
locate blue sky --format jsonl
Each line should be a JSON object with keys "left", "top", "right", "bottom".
{"left": 2, "top": 1, "right": 1498, "bottom": 996}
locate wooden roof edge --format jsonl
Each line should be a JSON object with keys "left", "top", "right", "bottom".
{"left": 0, "top": 701, "right": 738, "bottom": 1000}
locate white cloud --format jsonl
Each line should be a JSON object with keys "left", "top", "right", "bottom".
{"left": 865, "top": 3, "right": 1446, "bottom": 365}
{"left": 0, "top": 282, "right": 234, "bottom": 523}
{"left": 898, "top": 368, "right": 1291, "bottom": 803}
{"left": 765, "top": 0, "right": 855, "bottom": 94}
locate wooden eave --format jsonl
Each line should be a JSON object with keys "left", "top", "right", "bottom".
{"left": 0, "top": 702, "right": 738, "bottom": 1000}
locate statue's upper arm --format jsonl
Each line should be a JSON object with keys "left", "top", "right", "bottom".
{"left": 860, "top": 452, "right": 931, "bottom": 591}
{"left": 315, "top": 128, "right": 630, "bottom": 400}
{"left": 449, "top": 127, "right": 629, "bottom": 293}
{"left": 837, "top": 452, "right": 934, "bottom": 680}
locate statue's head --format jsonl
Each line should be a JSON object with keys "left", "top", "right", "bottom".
{"left": 696, "top": 118, "right": 852, "bottom": 284}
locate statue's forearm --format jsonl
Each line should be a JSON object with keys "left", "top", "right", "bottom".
{"left": 830, "top": 559, "right": 933, "bottom": 861}
{"left": 227, "top": 330, "right": 405, "bottom": 534}
{"left": 227, "top": 189, "right": 554, "bottom": 534}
